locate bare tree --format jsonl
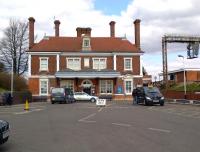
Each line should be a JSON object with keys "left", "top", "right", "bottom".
{"left": 0, "top": 18, "right": 28, "bottom": 75}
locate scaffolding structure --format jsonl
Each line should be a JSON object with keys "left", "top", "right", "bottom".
{"left": 162, "top": 34, "right": 200, "bottom": 87}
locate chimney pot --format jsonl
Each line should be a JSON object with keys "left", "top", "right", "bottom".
{"left": 134, "top": 19, "right": 141, "bottom": 50}
{"left": 109, "top": 21, "right": 116, "bottom": 37}
{"left": 28, "top": 17, "right": 35, "bottom": 49}
{"left": 54, "top": 20, "right": 61, "bottom": 37}
{"left": 76, "top": 27, "right": 92, "bottom": 37}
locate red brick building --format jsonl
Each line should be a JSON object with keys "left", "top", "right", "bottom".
{"left": 27, "top": 17, "right": 144, "bottom": 100}
{"left": 168, "top": 68, "right": 200, "bottom": 83}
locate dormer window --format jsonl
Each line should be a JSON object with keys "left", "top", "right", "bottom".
{"left": 82, "top": 35, "right": 91, "bottom": 51}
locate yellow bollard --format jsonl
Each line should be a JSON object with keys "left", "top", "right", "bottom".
{"left": 24, "top": 99, "right": 29, "bottom": 110}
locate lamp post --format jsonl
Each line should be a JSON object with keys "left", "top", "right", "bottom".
{"left": 178, "top": 55, "right": 187, "bottom": 99}
{"left": 11, "top": 58, "right": 14, "bottom": 98}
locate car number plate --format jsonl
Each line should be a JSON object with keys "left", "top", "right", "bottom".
{"left": 3, "top": 130, "right": 9, "bottom": 139}
{"left": 153, "top": 100, "right": 159, "bottom": 103}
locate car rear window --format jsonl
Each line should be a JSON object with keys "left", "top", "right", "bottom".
{"left": 51, "top": 88, "right": 64, "bottom": 94}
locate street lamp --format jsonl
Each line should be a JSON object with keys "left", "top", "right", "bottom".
{"left": 178, "top": 55, "right": 187, "bottom": 99}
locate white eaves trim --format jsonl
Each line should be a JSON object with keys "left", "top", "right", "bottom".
{"left": 29, "top": 75, "right": 56, "bottom": 78}
{"left": 28, "top": 51, "right": 144, "bottom": 56}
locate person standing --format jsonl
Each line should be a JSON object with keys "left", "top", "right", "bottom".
{"left": 132, "top": 88, "right": 138, "bottom": 105}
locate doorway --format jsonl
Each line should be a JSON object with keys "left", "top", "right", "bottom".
{"left": 82, "top": 80, "right": 92, "bottom": 95}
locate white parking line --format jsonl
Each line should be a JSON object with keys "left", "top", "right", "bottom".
{"left": 98, "top": 107, "right": 103, "bottom": 112}
{"left": 111, "top": 123, "right": 131, "bottom": 127}
{"left": 148, "top": 128, "right": 171, "bottom": 133}
{"left": 78, "top": 113, "right": 96, "bottom": 123}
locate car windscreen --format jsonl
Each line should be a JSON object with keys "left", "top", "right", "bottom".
{"left": 51, "top": 88, "right": 64, "bottom": 94}
{"left": 144, "top": 87, "right": 161, "bottom": 95}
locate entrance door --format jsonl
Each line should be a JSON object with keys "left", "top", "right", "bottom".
{"left": 82, "top": 80, "right": 92, "bottom": 95}
{"left": 83, "top": 87, "right": 91, "bottom": 95}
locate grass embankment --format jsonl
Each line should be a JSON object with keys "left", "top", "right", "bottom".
{"left": 168, "top": 83, "right": 200, "bottom": 92}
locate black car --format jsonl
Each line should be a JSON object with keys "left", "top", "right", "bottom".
{"left": 50, "top": 87, "right": 75, "bottom": 104}
{"left": 133, "top": 86, "right": 165, "bottom": 106}
{"left": 0, "top": 120, "right": 9, "bottom": 145}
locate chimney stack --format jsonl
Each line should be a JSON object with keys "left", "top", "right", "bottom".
{"left": 28, "top": 17, "right": 35, "bottom": 49}
{"left": 134, "top": 19, "right": 141, "bottom": 50}
{"left": 109, "top": 21, "right": 115, "bottom": 37}
{"left": 54, "top": 20, "right": 60, "bottom": 37}
{"left": 76, "top": 27, "right": 92, "bottom": 37}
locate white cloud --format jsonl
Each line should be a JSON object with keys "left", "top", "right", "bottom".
{"left": 0, "top": 0, "right": 200, "bottom": 77}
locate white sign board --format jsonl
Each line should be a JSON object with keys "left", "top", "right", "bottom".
{"left": 96, "top": 99, "right": 106, "bottom": 106}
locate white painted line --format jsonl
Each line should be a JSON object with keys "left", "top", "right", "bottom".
{"left": 98, "top": 107, "right": 103, "bottom": 112}
{"left": 78, "top": 113, "right": 96, "bottom": 122}
{"left": 14, "top": 111, "right": 31, "bottom": 115}
{"left": 148, "top": 128, "right": 171, "bottom": 133}
{"left": 112, "top": 123, "right": 131, "bottom": 127}
{"left": 79, "top": 120, "right": 96, "bottom": 123}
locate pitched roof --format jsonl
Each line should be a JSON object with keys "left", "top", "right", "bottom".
{"left": 29, "top": 37, "right": 141, "bottom": 53}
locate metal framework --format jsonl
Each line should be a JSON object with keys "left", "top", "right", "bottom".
{"left": 162, "top": 34, "right": 200, "bottom": 87}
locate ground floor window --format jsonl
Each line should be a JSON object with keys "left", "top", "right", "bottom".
{"left": 60, "top": 80, "right": 74, "bottom": 91}
{"left": 40, "top": 79, "right": 48, "bottom": 95}
{"left": 100, "top": 80, "right": 113, "bottom": 94}
{"left": 124, "top": 79, "right": 133, "bottom": 95}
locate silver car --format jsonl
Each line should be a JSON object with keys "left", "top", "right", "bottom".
{"left": 74, "top": 92, "right": 98, "bottom": 102}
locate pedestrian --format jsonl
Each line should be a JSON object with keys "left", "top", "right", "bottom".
{"left": 6, "top": 93, "right": 12, "bottom": 105}
{"left": 132, "top": 88, "right": 138, "bottom": 105}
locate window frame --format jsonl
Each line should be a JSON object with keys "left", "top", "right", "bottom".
{"left": 60, "top": 80, "right": 74, "bottom": 91}
{"left": 124, "top": 57, "right": 132, "bottom": 71}
{"left": 39, "top": 79, "right": 48, "bottom": 96}
{"left": 84, "top": 58, "right": 90, "bottom": 67}
{"left": 99, "top": 80, "right": 113, "bottom": 94}
{"left": 66, "top": 58, "right": 81, "bottom": 70}
{"left": 124, "top": 79, "right": 133, "bottom": 95}
{"left": 92, "top": 58, "right": 107, "bottom": 70}
{"left": 39, "top": 57, "right": 49, "bottom": 71}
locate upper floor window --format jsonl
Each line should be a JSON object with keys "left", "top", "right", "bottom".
{"left": 67, "top": 58, "right": 81, "bottom": 70}
{"left": 93, "top": 58, "right": 106, "bottom": 70}
{"left": 124, "top": 58, "right": 132, "bottom": 71}
{"left": 40, "top": 57, "right": 48, "bottom": 71}
{"left": 84, "top": 58, "right": 90, "bottom": 67}
{"left": 82, "top": 36, "right": 91, "bottom": 51}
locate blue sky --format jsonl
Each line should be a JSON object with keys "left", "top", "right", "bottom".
{"left": 94, "top": 0, "right": 132, "bottom": 15}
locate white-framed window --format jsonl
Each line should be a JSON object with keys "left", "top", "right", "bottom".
{"left": 82, "top": 36, "right": 91, "bottom": 51}
{"left": 124, "top": 58, "right": 132, "bottom": 71}
{"left": 84, "top": 58, "right": 90, "bottom": 67}
{"left": 124, "top": 79, "right": 133, "bottom": 95}
{"left": 39, "top": 79, "right": 48, "bottom": 96}
{"left": 83, "top": 39, "right": 90, "bottom": 47}
{"left": 100, "top": 80, "right": 113, "bottom": 94}
{"left": 93, "top": 58, "right": 107, "bottom": 70}
{"left": 66, "top": 58, "right": 81, "bottom": 70}
{"left": 40, "top": 57, "right": 48, "bottom": 71}
{"left": 60, "top": 80, "right": 74, "bottom": 91}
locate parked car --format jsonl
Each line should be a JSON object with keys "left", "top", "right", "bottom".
{"left": 50, "top": 88, "right": 75, "bottom": 104}
{"left": 133, "top": 86, "right": 165, "bottom": 106}
{"left": 0, "top": 120, "right": 9, "bottom": 145}
{"left": 74, "top": 92, "right": 98, "bottom": 102}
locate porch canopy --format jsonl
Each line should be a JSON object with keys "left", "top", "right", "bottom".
{"left": 55, "top": 69, "right": 120, "bottom": 78}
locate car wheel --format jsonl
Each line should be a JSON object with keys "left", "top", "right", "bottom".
{"left": 160, "top": 102, "right": 164, "bottom": 106}
{"left": 51, "top": 101, "right": 54, "bottom": 104}
{"left": 91, "top": 98, "right": 96, "bottom": 103}
{"left": 144, "top": 100, "right": 148, "bottom": 106}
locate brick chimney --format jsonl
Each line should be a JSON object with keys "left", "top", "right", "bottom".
{"left": 28, "top": 17, "right": 35, "bottom": 49}
{"left": 76, "top": 27, "right": 91, "bottom": 37}
{"left": 54, "top": 20, "right": 60, "bottom": 37}
{"left": 109, "top": 21, "right": 115, "bottom": 37}
{"left": 134, "top": 19, "right": 141, "bottom": 50}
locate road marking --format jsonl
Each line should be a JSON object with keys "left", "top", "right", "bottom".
{"left": 106, "top": 103, "right": 115, "bottom": 107}
{"left": 14, "top": 111, "right": 31, "bottom": 115}
{"left": 148, "top": 128, "right": 171, "bottom": 133}
{"left": 111, "top": 123, "right": 131, "bottom": 127}
{"left": 98, "top": 107, "right": 103, "bottom": 112}
{"left": 78, "top": 113, "right": 96, "bottom": 123}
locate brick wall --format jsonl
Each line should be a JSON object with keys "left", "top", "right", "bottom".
{"left": 28, "top": 78, "right": 39, "bottom": 95}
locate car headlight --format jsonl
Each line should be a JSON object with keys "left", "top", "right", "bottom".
{"left": 161, "top": 97, "right": 164, "bottom": 100}
{"left": 146, "top": 97, "right": 152, "bottom": 100}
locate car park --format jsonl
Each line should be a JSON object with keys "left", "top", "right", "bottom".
{"left": 0, "top": 120, "right": 9, "bottom": 145}
{"left": 50, "top": 88, "right": 75, "bottom": 104}
{"left": 133, "top": 86, "right": 165, "bottom": 106}
{"left": 74, "top": 92, "right": 98, "bottom": 102}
